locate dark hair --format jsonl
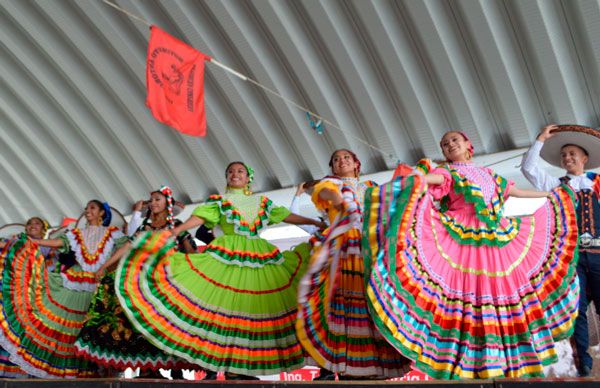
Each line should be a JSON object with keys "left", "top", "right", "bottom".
{"left": 328, "top": 149, "right": 361, "bottom": 177}
{"left": 87, "top": 199, "right": 105, "bottom": 212}
{"left": 561, "top": 143, "right": 589, "bottom": 156}
{"left": 302, "top": 180, "right": 321, "bottom": 191}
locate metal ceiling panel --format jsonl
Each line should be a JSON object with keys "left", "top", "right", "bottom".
{"left": 1, "top": 0, "right": 599, "bottom": 225}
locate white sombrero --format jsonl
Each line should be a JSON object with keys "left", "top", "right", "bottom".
{"left": 540, "top": 124, "right": 600, "bottom": 169}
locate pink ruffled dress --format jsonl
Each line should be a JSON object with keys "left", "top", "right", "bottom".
{"left": 363, "top": 162, "right": 580, "bottom": 379}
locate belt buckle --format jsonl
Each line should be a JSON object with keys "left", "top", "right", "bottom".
{"left": 580, "top": 233, "right": 594, "bottom": 247}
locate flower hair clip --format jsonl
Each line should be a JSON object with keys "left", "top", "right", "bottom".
{"left": 245, "top": 164, "right": 255, "bottom": 184}
{"left": 159, "top": 185, "right": 175, "bottom": 229}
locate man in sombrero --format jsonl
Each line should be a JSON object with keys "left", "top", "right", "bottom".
{"left": 522, "top": 123, "right": 600, "bottom": 377}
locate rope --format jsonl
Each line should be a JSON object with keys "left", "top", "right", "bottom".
{"left": 101, "top": 0, "right": 398, "bottom": 161}
{"left": 102, "top": 0, "right": 527, "bottom": 170}
{"left": 244, "top": 78, "right": 396, "bottom": 160}
{"left": 101, "top": 0, "right": 151, "bottom": 27}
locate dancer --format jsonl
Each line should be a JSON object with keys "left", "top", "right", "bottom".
{"left": 116, "top": 162, "right": 324, "bottom": 378}
{"left": 296, "top": 149, "right": 411, "bottom": 379}
{"left": 28, "top": 217, "right": 59, "bottom": 270}
{"left": 0, "top": 200, "right": 126, "bottom": 378}
{"left": 127, "top": 197, "right": 188, "bottom": 238}
{"left": 75, "top": 187, "right": 194, "bottom": 378}
{"left": 363, "top": 131, "right": 579, "bottom": 379}
{"left": 521, "top": 124, "right": 600, "bottom": 377}
{"left": 0, "top": 217, "right": 53, "bottom": 257}
{"left": 0, "top": 217, "right": 54, "bottom": 378}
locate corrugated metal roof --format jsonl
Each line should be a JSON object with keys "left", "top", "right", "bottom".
{"left": 1, "top": 0, "right": 599, "bottom": 225}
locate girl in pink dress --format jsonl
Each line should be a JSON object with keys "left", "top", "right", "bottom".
{"left": 363, "top": 131, "right": 580, "bottom": 379}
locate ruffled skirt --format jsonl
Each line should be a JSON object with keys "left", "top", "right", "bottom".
{"left": 116, "top": 231, "right": 310, "bottom": 376}
{"left": 363, "top": 176, "right": 580, "bottom": 379}
{"left": 0, "top": 237, "right": 95, "bottom": 378}
{"left": 74, "top": 272, "right": 191, "bottom": 371}
{"left": 296, "top": 215, "right": 410, "bottom": 377}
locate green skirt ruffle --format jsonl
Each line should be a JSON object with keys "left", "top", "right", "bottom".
{"left": 116, "top": 231, "right": 310, "bottom": 376}
{"left": 0, "top": 237, "right": 95, "bottom": 378}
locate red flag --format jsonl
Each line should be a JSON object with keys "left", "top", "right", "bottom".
{"left": 60, "top": 217, "right": 77, "bottom": 227}
{"left": 146, "top": 26, "right": 211, "bottom": 136}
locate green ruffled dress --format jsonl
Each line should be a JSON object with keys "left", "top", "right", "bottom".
{"left": 116, "top": 189, "right": 311, "bottom": 376}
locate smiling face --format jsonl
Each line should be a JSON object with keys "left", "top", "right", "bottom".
{"left": 330, "top": 150, "right": 359, "bottom": 178}
{"left": 25, "top": 218, "right": 45, "bottom": 239}
{"left": 84, "top": 201, "right": 105, "bottom": 225}
{"left": 560, "top": 144, "right": 588, "bottom": 175}
{"left": 226, "top": 163, "right": 250, "bottom": 189}
{"left": 440, "top": 131, "right": 472, "bottom": 163}
{"left": 148, "top": 192, "right": 167, "bottom": 215}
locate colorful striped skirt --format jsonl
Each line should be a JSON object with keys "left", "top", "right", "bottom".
{"left": 74, "top": 271, "right": 191, "bottom": 371}
{"left": 296, "top": 220, "right": 410, "bottom": 377}
{"left": 116, "top": 231, "right": 310, "bottom": 376}
{"left": 0, "top": 237, "right": 95, "bottom": 378}
{"left": 363, "top": 176, "right": 580, "bottom": 379}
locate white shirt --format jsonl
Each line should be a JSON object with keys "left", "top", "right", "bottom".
{"left": 127, "top": 211, "right": 143, "bottom": 236}
{"left": 521, "top": 140, "right": 594, "bottom": 192}
{"left": 290, "top": 195, "right": 320, "bottom": 235}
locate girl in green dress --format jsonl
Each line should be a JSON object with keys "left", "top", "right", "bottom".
{"left": 116, "top": 162, "right": 324, "bottom": 379}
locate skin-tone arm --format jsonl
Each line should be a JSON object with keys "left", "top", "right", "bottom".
{"left": 318, "top": 174, "right": 447, "bottom": 204}
{"left": 424, "top": 174, "right": 445, "bottom": 186}
{"left": 284, "top": 213, "right": 327, "bottom": 230}
{"left": 425, "top": 170, "right": 549, "bottom": 198}
{"left": 132, "top": 200, "right": 145, "bottom": 212}
{"left": 536, "top": 124, "right": 558, "bottom": 142}
{"left": 96, "top": 219, "right": 199, "bottom": 281}
{"left": 507, "top": 187, "right": 550, "bottom": 198}
{"left": 170, "top": 215, "right": 205, "bottom": 237}
{"left": 295, "top": 183, "right": 306, "bottom": 197}
{"left": 180, "top": 238, "right": 196, "bottom": 254}
{"left": 95, "top": 242, "right": 131, "bottom": 281}
{"left": 318, "top": 188, "right": 344, "bottom": 209}
{"left": 425, "top": 173, "right": 550, "bottom": 197}
{"left": 32, "top": 238, "right": 64, "bottom": 249}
